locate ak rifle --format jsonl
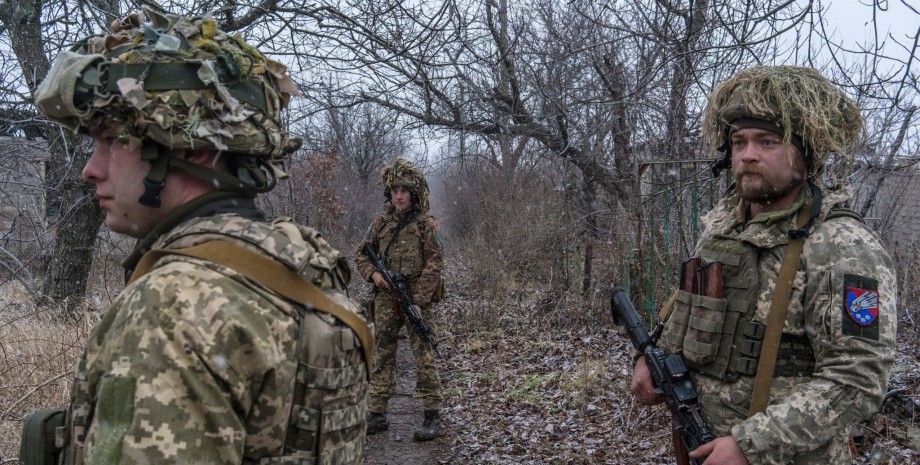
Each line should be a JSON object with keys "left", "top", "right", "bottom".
{"left": 362, "top": 243, "right": 441, "bottom": 357}
{"left": 610, "top": 286, "right": 715, "bottom": 465}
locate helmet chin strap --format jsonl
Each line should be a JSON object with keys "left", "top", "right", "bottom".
{"left": 137, "top": 141, "right": 276, "bottom": 208}
{"left": 138, "top": 141, "right": 169, "bottom": 207}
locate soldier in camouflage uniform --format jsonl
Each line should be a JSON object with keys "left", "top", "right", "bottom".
{"left": 631, "top": 66, "right": 897, "bottom": 464}
{"left": 354, "top": 158, "right": 445, "bottom": 441}
{"left": 30, "top": 9, "right": 371, "bottom": 464}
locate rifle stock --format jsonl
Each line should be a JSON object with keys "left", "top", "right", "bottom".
{"left": 610, "top": 286, "right": 715, "bottom": 465}
{"left": 362, "top": 243, "right": 441, "bottom": 357}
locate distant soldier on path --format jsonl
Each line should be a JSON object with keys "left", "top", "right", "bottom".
{"left": 355, "top": 158, "right": 445, "bottom": 442}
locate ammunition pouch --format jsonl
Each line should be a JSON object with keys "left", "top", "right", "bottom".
{"left": 728, "top": 322, "right": 814, "bottom": 381}
{"left": 665, "top": 236, "right": 817, "bottom": 384}
{"left": 20, "top": 407, "right": 67, "bottom": 465}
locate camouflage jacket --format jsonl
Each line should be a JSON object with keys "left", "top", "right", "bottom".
{"left": 682, "top": 185, "right": 897, "bottom": 464}
{"left": 354, "top": 211, "right": 444, "bottom": 306}
{"left": 64, "top": 213, "right": 367, "bottom": 464}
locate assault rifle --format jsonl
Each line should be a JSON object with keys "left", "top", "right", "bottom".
{"left": 610, "top": 286, "right": 715, "bottom": 465}
{"left": 362, "top": 243, "right": 441, "bottom": 357}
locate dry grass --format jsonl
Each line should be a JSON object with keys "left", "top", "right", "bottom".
{"left": 0, "top": 281, "right": 86, "bottom": 462}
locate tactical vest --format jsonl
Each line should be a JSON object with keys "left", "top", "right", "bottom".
{"left": 56, "top": 215, "right": 369, "bottom": 465}
{"left": 661, "top": 234, "right": 815, "bottom": 383}
{"left": 376, "top": 214, "right": 428, "bottom": 282}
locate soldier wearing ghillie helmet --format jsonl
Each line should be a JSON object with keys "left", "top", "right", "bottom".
{"left": 354, "top": 158, "right": 446, "bottom": 441}
{"left": 22, "top": 9, "right": 372, "bottom": 465}
{"left": 631, "top": 66, "right": 896, "bottom": 464}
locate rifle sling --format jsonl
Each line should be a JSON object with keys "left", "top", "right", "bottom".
{"left": 382, "top": 209, "right": 418, "bottom": 257}
{"left": 748, "top": 202, "right": 811, "bottom": 416}
{"left": 129, "top": 240, "right": 373, "bottom": 379}
{"left": 657, "top": 290, "right": 679, "bottom": 322}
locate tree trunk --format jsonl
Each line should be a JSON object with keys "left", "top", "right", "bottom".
{"left": 40, "top": 146, "right": 105, "bottom": 320}
{"left": 666, "top": 0, "right": 708, "bottom": 161}
{"left": 2, "top": 0, "right": 106, "bottom": 319}
{"left": 858, "top": 106, "right": 916, "bottom": 220}
{"left": 581, "top": 179, "right": 598, "bottom": 297}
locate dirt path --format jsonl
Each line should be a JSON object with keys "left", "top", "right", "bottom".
{"left": 361, "top": 332, "right": 447, "bottom": 465}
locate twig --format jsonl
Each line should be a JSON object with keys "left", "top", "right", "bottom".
{"left": 0, "top": 371, "right": 69, "bottom": 422}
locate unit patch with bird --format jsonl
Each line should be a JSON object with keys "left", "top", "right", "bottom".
{"left": 841, "top": 273, "right": 880, "bottom": 340}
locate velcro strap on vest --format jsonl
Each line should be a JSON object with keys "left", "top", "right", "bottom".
{"left": 130, "top": 241, "right": 373, "bottom": 378}
{"left": 296, "top": 363, "right": 365, "bottom": 390}
{"left": 290, "top": 398, "right": 367, "bottom": 432}
{"left": 317, "top": 433, "right": 365, "bottom": 465}
{"left": 732, "top": 357, "right": 758, "bottom": 377}
{"left": 684, "top": 339, "right": 717, "bottom": 358}
{"left": 689, "top": 315, "right": 722, "bottom": 333}
{"left": 257, "top": 455, "right": 315, "bottom": 465}
{"left": 738, "top": 339, "right": 762, "bottom": 358}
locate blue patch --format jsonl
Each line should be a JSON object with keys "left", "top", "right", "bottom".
{"left": 846, "top": 286, "right": 879, "bottom": 326}
{"left": 842, "top": 274, "right": 880, "bottom": 340}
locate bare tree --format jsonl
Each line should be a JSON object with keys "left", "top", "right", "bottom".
{"left": 0, "top": 0, "right": 116, "bottom": 318}
{"left": 320, "top": 104, "right": 408, "bottom": 187}
{"left": 2, "top": 0, "right": 917, "bottom": 311}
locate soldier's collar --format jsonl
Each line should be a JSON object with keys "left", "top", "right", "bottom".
{"left": 742, "top": 188, "right": 808, "bottom": 226}
{"left": 121, "top": 192, "right": 262, "bottom": 278}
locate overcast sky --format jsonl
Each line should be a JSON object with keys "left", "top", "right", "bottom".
{"left": 821, "top": 0, "right": 919, "bottom": 63}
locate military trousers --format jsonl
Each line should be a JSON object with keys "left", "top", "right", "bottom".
{"left": 368, "top": 292, "right": 443, "bottom": 412}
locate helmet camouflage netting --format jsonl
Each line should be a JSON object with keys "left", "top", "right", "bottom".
{"left": 701, "top": 66, "right": 864, "bottom": 176}
{"left": 381, "top": 158, "right": 430, "bottom": 213}
{"left": 35, "top": 8, "right": 301, "bottom": 165}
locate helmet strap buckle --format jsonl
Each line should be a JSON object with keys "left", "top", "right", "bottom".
{"left": 138, "top": 178, "right": 166, "bottom": 207}
{"left": 138, "top": 141, "right": 170, "bottom": 208}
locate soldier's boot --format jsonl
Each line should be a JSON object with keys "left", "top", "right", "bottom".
{"left": 413, "top": 409, "right": 441, "bottom": 441}
{"left": 367, "top": 412, "right": 389, "bottom": 435}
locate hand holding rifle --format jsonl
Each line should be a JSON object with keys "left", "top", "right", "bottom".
{"left": 362, "top": 243, "right": 441, "bottom": 357}
{"left": 610, "top": 286, "right": 715, "bottom": 465}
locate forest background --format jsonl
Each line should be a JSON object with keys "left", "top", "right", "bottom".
{"left": 2, "top": 0, "right": 919, "bottom": 463}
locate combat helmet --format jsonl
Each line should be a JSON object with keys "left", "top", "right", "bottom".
{"left": 381, "top": 158, "right": 430, "bottom": 213}
{"left": 34, "top": 8, "right": 302, "bottom": 206}
{"left": 702, "top": 66, "right": 864, "bottom": 180}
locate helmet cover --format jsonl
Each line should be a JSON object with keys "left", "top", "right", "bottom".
{"left": 381, "top": 158, "right": 429, "bottom": 213}
{"left": 701, "top": 65, "right": 864, "bottom": 176}
{"left": 35, "top": 8, "right": 302, "bottom": 166}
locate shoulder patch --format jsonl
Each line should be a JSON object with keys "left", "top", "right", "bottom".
{"left": 841, "top": 273, "right": 880, "bottom": 340}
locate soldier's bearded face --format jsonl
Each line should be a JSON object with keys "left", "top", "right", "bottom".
{"left": 730, "top": 128, "right": 807, "bottom": 209}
